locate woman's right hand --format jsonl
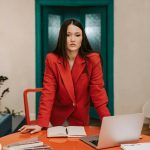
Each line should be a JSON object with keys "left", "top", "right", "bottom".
{"left": 18, "top": 125, "right": 42, "bottom": 134}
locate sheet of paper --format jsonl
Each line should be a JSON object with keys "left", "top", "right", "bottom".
{"left": 121, "top": 142, "right": 150, "bottom": 150}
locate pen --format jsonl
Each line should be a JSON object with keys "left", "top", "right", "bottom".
{"left": 66, "top": 128, "right": 68, "bottom": 135}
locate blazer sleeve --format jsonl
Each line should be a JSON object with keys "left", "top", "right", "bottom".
{"left": 89, "top": 54, "right": 110, "bottom": 120}
{"left": 37, "top": 55, "right": 57, "bottom": 127}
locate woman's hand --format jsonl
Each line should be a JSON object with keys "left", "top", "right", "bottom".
{"left": 18, "top": 125, "right": 42, "bottom": 134}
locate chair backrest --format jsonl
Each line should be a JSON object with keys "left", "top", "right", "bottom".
{"left": 142, "top": 100, "right": 150, "bottom": 118}
{"left": 23, "top": 88, "right": 43, "bottom": 125}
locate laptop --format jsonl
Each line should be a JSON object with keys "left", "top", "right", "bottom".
{"left": 80, "top": 113, "right": 144, "bottom": 149}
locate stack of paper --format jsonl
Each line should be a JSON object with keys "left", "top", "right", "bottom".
{"left": 3, "top": 137, "right": 52, "bottom": 150}
{"left": 4, "top": 141, "right": 43, "bottom": 150}
{"left": 121, "top": 142, "right": 150, "bottom": 150}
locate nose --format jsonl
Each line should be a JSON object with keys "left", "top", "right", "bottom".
{"left": 70, "top": 35, "right": 75, "bottom": 41}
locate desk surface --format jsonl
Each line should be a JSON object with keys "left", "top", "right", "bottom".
{"left": 0, "top": 126, "right": 150, "bottom": 150}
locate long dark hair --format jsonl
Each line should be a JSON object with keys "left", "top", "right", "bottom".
{"left": 53, "top": 18, "right": 94, "bottom": 59}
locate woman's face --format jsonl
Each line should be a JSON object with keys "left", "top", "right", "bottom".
{"left": 66, "top": 24, "right": 83, "bottom": 53}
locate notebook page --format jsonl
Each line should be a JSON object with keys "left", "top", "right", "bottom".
{"left": 67, "top": 126, "right": 86, "bottom": 137}
{"left": 47, "top": 126, "right": 67, "bottom": 137}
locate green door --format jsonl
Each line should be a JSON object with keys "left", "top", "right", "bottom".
{"left": 36, "top": 1, "right": 114, "bottom": 119}
{"left": 41, "top": 6, "right": 107, "bottom": 119}
{"left": 41, "top": 7, "right": 107, "bottom": 78}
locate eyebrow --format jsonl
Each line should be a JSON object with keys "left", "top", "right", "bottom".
{"left": 67, "top": 32, "right": 81, "bottom": 34}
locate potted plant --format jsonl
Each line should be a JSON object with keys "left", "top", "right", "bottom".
{"left": 0, "top": 75, "right": 23, "bottom": 115}
{"left": 0, "top": 75, "right": 12, "bottom": 136}
{"left": 0, "top": 75, "right": 9, "bottom": 101}
{"left": 0, "top": 75, "right": 25, "bottom": 136}
{"left": 0, "top": 75, "right": 10, "bottom": 113}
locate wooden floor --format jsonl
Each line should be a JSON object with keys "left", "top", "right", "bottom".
{"left": 142, "top": 124, "right": 150, "bottom": 136}
{"left": 90, "top": 119, "right": 150, "bottom": 136}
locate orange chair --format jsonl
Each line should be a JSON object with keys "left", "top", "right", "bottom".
{"left": 23, "top": 88, "right": 43, "bottom": 125}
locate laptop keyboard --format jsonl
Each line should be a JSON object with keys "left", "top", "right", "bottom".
{"left": 90, "top": 140, "right": 98, "bottom": 146}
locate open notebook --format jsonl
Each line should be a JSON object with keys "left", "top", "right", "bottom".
{"left": 47, "top": 126, "right": 86, "bottom": 137}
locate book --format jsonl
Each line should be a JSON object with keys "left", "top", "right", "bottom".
{"left": 121, "top": 142, "right": 150, "bottom": 150}
{"left": 4, "top": 141, "right": 44, "bottom": 150}
{"left": 47, "top": 126, "right": 86, "bottom": 137}
{"left": 3, "top": 137, "right": 52, "bottom": 150}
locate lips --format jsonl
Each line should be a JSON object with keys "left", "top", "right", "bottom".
{"left": 70, "top": 44, "right": 76, "bottom": 46}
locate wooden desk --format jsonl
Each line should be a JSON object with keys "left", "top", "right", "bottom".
{"left": 0, "top": 126, "right": 150, "bottom": 150}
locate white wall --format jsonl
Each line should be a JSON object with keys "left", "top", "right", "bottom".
{"left": 0, "top": 0, "right": 150, "bottom": 121}
{"left": 114, "top": 0, "right": 150, "bottom": 117}
{"left": 0, "top": 0, "right": 35, "bottom": 116}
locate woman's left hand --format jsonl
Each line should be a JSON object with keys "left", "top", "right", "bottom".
{"left": 18, "top": 125, "right": 42, "bottom": 134}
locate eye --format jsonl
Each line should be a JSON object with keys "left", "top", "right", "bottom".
{"left": 75, "top": 34, "right": 81, "bottom": 37}
{"left": 67, "top": 34, "right": 70, "bottom": 37}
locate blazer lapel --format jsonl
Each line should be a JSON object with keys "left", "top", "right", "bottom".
{"left": 56, "top": 58, "right": 76, "bottom": 103}
{"left": 71, "top": 55, "right": 86, "bottom": 84}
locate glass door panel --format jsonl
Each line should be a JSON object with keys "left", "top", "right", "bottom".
{"left": 85, "top": 13, "right": 101, "bottom": 51}
{"left": 48, "top": 14, "right": 61, "bottom": 51}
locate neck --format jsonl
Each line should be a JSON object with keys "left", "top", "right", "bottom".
{"left": 67, "top": 50, "right": 78, "bottom": 61}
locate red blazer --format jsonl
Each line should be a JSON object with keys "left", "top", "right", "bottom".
{"left": 37, "top": 53, "right": 110, "bottom": 127}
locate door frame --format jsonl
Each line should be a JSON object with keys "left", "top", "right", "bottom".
{"left": 35, "top": 0, "right": 114, "bottom": 116}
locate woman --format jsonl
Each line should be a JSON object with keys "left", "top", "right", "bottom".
{"left": 19, "top": 18, "right": 110, "bottom": 134}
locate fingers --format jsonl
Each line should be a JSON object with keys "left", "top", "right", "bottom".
{"left": 18, "top": 125, "right": 26, "bottom": 133}
{"left": 30, "top": 128, "right": 39, "bottom": 134}
{"left": 18, "top": 125, "right": 42, "bottom": 134}
{"left": 18, "top": 125, "right": 33, "bottom": 133}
